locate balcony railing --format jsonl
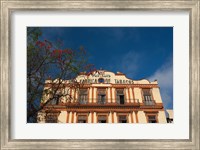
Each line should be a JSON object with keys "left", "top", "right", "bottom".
{"left": 116, "top": 99, "right": 139, "bottom": 104}
{"left": 143, "top": 100, "right": 156, "bottom": 106}
{"left": 46, "top": 98, "right": 143, "bottom": 106}
{"left": 77, "top": 98, "right": 140, "bottom": 105}
{"left": 79, "top": 99, "right": 88, "bottom": 104}
{"left": 97, "top": 99, "right": 106, "bottom": 104}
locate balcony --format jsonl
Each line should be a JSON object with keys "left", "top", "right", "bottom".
{"left": 143, "top": 100, "right": 156, "bottom": 106}
{"left": 77, "top": 98, "right": 140, "bottom": 105}
{"left": 116, "top": 99, "right": 139, "bottom": 105}
{"left": 97, "top": 99, "right": 106, "bottom": 104}
{"left": 78, "top": 99, "right": 88, "bottom": 104}
{"left": 47, "top": 98, "right": 141, "bottom": 106}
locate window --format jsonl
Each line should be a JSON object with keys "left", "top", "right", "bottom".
{"left": 147, "top": 115, "right": 157, "bottom": 123}
{"left": 143, "top": 89, "right": 152, "bottom": 100}
{"left": 142, "top": 89, "right": 154, "bottom": 105}
{"left": 98, "top": 78, "right": 104, "bottom": 83}
{"left": 98, "top": 115, "right": 107, "bottom": 123}
{"left": 50, "top": 98, "right": 58, "bottom": 105}
{"left": 97, "top": 89, "right": 106, "bottom": 104}
{"left": 45, "top": 113, "right": 58, "bottom": 123}
{"left": 118, "top": 115, "right": 127, "bottom": 123}
{"left": 116, "top": 89, "right": 125, "bottom": 104}
{"left": 47, "top": 91, "right": 62, "bottom": 105}
{"left": 79, "top": 89, "right": 88, "bottom": 104}
{"left": 77, "top": 115, "right": 87, "bottom": 123}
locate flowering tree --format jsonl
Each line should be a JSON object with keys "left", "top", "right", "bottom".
{"left": 27, "top": 28, "right": 95, "bottom": 123}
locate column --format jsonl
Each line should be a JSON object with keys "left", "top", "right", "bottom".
{"left": 128, "top": 113, "right": 132, "bottom": 123}
{"left": 68, "top": 111, "right": 72, "bottom": 123}
{"left": 108, "top": 112, "right": 112, "bottom": 123}
{"left": 66, "top": 111, "right": 69, "bottom": 123}
{"left": 73, "top": 112, "right": 77, "bottom": 123}
{"left": 110, "top": 87, "right": 113, "bottom": 103}
{"left": 129, "top": 88, "right": 133, "bottom": 103}
{"left": 93, "top": 112, "right": 97, "bottom": 123}
{"left": 93, "top": 88, "right": 97, "bottom": 103}
{"left": 131, "top": 111, "right": 134, "bottom": 123}
{"left": 112, "top": 88, "right": 116, "bottom": 103}
{"left": 112, "top": 112, "right": 115, "bottom": 123}
{"left": 88, "top": 87, "right": 92, "bottom": 103}
{"left": 134, "top": 111, "right": 139, "bottom": 123}
{"left": 126, "top": 88, "right": 129, "bottom": 103}
{"left": 107, "top": 88, "right": 111, "bottom": 103}
{"left": 114, "top": 112, "right": 117, "bottom": 123}
{"left": 71, "top": 112, "right": 74, "bottom": 123}
{"left": 91, "top": 111, "right": 94, "bottom": 123}
{"left": 92, "top": 87, "right": 94, "bottom": 103}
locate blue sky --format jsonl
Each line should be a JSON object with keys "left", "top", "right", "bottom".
{"left": 39, "top": 27, "right": 173, "bottom": 109}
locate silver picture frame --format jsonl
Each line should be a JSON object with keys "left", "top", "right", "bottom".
{"left": 1, "top": 0, "right": 199, "bottom": 149}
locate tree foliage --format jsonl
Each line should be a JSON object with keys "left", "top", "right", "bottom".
{"left": 27, "top": 27, "right": 94, "bottom": 123}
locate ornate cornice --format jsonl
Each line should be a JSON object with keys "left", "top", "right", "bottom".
{"left": 43, "top": 102, "right": 164, "bottom": 112}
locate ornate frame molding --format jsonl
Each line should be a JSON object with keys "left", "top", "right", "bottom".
{"left": 1, "top": 0, "right": 199, "bottom": 149}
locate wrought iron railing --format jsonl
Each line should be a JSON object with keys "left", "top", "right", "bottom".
{"left": 77, "top": 98, "right": 140, "bottom": 105}
{"left": 79, "top": 99, "right": 88, "bottom": 104}
{"left": 97, "top": 99, "right": 106, "bottom": 104}
{"left": 142, "top": 100, "right": 156, "bottom": 106}
{"left": 46, "top": 98, "right": 158, "bottom": 106}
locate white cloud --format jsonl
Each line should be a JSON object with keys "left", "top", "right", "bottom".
{"left": 149, "top": 60, "right": 173, "bottom": 89}
{"left": 118, "top": 51, "right": 141, "bottom": 78}
{"left": 148, "top": 59, "right": 173, "bottom": 109}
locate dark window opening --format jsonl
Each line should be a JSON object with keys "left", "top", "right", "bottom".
{"left": 98, "top": 116, "right": 107, "bottom": 123}
{"left": 78, "top": 120, "right": 86, "bottom": 123}
{"left": 116, "top": 89, "right": 125, "bottom": 104}
{"left": 118, "top": 115, "right": 127, "bottom": 123}
{"left": 122, "top": 120, "right": 127, "bottom": 123}
{"left": 99, "top": 120, "right": 106, "bottom": 123}
{"left": 120, "top": 95, "right": 124, "bottom": 104}
{"left": 98, "top": 94, "right": 106, "bottom": 104}
{"left": 98, "top": 78, "right": 104, "bottom": 83}
{"left": 78, "top": 115, "right": 87, "bottom": 123}
{"left": 148, "top": 115, "right": 157, "bottom": 123}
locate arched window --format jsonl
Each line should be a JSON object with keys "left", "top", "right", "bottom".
{"left": 98, "top": 78, "right": 104, "bottom": 83}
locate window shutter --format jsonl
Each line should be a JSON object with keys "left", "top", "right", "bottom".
{"left": 116, "top": 96, "right": 120, "bottom": 104}
{"left": 98, "top": 95, "right": 101, "bottom": 101}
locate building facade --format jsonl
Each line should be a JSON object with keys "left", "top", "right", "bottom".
{"left": 166, "top": 109, "right": 173, "bottom": 123}
{"left": 37, "top": 70, "right": 167, "bottom": 123}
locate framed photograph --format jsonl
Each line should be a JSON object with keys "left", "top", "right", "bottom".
{"left": 1, "top": 0, "right": 199, "bottom": 149}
